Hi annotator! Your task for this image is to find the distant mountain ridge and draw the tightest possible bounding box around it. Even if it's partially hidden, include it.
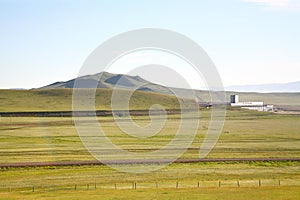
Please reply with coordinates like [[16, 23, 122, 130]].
[[40, 72, 212, 102], [41, 72, 172, 93], [226, 81, 300, 93]]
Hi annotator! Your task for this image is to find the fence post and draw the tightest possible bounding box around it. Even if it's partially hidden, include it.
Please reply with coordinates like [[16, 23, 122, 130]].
[[259, 180, 261, 187], [32, 186, 35, 192], [176, 181, 178, 189], [197, 181, 200, 188], [94, 182, 96, 190], [135, 182, 137, 189], [74, 184, 77, 190], [219, 181, 221, 188], [87, 184, 89, 190], [237, 180, 240, 187], [278, 180, 281, 186]]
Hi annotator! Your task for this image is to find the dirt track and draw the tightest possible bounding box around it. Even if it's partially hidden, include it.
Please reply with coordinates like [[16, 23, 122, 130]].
[[1, 158, 299, 168], [0, 109, 185, 117]]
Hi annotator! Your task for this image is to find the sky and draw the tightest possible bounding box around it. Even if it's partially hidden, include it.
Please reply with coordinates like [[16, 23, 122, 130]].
[[0, 0, 300, 89]]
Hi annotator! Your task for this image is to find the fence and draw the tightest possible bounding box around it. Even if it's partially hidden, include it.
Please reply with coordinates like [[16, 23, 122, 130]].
[[0, 178, 299, 193]]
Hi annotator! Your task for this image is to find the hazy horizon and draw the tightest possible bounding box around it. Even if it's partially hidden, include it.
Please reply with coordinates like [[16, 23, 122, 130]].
[[3, 71, 300, 93]]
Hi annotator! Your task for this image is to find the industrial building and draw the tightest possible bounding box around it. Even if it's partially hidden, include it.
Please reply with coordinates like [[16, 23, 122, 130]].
[[230, 95, 274, 112]]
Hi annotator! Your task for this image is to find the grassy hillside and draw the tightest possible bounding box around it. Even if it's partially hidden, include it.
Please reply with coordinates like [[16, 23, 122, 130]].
[[0, 89, 299, 112], [0, 89, 184, 112]]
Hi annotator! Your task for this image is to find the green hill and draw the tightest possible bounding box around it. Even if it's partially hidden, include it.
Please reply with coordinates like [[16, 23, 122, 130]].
[[0, 88, 185, 112], [41, 72, 173, 95]]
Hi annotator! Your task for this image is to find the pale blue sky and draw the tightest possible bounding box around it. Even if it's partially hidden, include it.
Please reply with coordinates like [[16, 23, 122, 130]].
[[0, 0, 299, 89]]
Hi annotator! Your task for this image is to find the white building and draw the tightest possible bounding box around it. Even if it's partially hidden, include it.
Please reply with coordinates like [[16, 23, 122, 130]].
[[230, 95, 274, 112]]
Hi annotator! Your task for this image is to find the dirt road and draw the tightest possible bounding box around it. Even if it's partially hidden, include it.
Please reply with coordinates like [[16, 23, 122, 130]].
[[1, 157, 299, 168]]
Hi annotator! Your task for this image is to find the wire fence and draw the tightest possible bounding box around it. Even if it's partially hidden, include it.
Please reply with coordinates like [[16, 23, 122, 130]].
[[0, 178, 299, 193]]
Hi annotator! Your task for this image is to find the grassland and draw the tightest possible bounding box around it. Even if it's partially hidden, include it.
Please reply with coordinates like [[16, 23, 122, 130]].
[[0, 109, 299, 163], [1, 161, 300, 188], [1, 89, 300, 112], [0, 109, 299, 199], [1, 186, 299, 200], [0, 162, 300, 199], [0, 89, 299, 199], [0, 89, 182, 112]]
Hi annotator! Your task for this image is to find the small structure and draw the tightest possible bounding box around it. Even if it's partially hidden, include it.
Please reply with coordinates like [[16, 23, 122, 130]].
[[230, 95, 239, 103], [230, 95, 274, 112]]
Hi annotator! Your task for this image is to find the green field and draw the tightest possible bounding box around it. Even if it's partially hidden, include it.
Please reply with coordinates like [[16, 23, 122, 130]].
[[0, 109, 300, 199], [0, 109, 299, 163], [1, 186, 299, 200], [0, 89, 300, 199], [1, 89, 300, 112], [0, 162, 300, 199], [0, 89, 183, 112]]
